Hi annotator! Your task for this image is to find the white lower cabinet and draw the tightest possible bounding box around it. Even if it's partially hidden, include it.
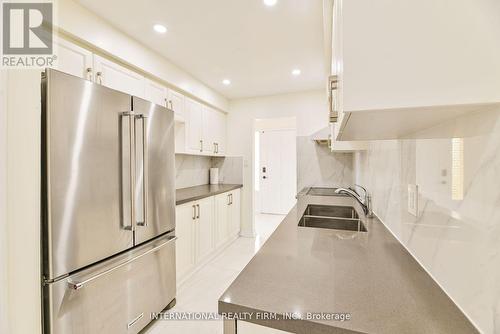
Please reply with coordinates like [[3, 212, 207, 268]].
[[195, 197, 215, 262], [176, 189, 241, 284], [215, 192, 230, 248], [215, 189, 241, 247], [228, 189, 241, 236], [175, 202, 196, 281]]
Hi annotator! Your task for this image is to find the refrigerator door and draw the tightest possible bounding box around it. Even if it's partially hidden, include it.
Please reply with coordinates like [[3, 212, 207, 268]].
[[44, 233, 176, 334], [132, 97, 175, 245], [42, 69, 134, 280]]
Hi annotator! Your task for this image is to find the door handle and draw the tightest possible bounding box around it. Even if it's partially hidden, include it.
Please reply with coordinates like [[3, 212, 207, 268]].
[[86, 67, 93, 81], [96, 71, 103, 84], [67, 236, 177, 290], [136, 114, 148, 227], [121, 112, 135, 231]]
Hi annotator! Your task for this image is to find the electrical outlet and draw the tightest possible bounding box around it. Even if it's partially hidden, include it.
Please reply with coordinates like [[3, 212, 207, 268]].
[[408, 184, 418, 217]]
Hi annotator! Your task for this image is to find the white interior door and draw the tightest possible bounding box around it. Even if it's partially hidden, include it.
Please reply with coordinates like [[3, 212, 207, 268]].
[[259, 129, 297, 214]]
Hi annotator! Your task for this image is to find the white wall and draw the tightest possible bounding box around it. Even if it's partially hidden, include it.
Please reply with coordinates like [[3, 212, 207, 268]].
[[353, 107, 500, 333], [3, 70, 42, 334], [57, 0, 229, 112], [0, 70, 9, 334], [227, 90, 328, 236]]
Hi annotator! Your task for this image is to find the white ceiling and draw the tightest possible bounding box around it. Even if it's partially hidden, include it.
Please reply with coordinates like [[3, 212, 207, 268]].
[[77, 0, 325, 99]]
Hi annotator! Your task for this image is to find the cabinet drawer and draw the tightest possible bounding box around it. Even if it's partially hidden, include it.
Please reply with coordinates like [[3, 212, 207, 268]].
[[44, 234, 176, 334]]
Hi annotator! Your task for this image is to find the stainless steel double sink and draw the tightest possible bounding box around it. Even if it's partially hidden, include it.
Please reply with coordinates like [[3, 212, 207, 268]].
[[298, 204, 367, 232]]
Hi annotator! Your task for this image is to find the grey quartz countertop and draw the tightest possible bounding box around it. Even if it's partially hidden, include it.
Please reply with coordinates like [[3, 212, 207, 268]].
[[176, 184, 242, 205], [218, 192, 478, 334]]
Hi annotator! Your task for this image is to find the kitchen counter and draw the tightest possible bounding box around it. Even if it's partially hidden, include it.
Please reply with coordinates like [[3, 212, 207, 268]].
[[218, 189, 478, 334], [176, 184, 243, 205]]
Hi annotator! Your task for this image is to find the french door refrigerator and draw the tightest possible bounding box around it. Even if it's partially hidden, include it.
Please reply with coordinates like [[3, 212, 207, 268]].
[[41, 69, 176, 334]]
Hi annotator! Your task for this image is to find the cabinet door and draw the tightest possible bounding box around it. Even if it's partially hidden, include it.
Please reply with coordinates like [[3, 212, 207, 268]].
[[213, 110, 227, 155], [144, 79, 167, 107], [229, 189, 241, 237], [215, 193, 230, 247], [53, 38, 93, 80], [186, 98, 203, 153], [93, 54, 145, 98], [195, 197, 215, 262], [168, 90, 185, 118], [175, 202, 196, 281], [202, 106, 216, 154]]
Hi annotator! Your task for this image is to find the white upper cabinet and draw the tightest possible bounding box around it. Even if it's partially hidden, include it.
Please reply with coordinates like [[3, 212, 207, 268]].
[[93, 54, 145, 98], [340, 0, 500, 112], [144, 79, 167, 107], [167, 90, 185, 119], [186, 98, 204, 153], [210, 108, 227, 155], [329, 0, 500, 141], [53, 38, 93, 80]]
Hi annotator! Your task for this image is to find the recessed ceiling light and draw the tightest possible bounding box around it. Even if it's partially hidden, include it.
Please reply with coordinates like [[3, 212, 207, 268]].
[[263, 0, 278, 7], [222, 79, 231, 86], [153, 24, 167, 34], [292, 69, 301, 76]]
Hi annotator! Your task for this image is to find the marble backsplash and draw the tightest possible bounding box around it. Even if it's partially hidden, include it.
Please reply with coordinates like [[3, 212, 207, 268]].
[[354, 107, 500, 333], [175, 154, 243, 189], [297, 136, 354, 191]]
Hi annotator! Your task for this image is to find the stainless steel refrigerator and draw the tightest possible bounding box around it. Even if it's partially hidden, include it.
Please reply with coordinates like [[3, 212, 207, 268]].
[[41, 69, 176, 334]]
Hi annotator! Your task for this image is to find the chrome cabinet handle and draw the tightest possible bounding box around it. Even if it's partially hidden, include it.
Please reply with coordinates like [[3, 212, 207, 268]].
[[215, 143, 219, 154], [196, 204, 200, 219], [168, 100, 173, 110], [227, 194, 230, 205], [67, 236, 177, 290], [136, 114, 148, 227], [230, 193, 233, 205], [192, 205, 196, 220], [200, 140, 203, 152], [86, 67, 93, 81], [96, 71, 103, 84]]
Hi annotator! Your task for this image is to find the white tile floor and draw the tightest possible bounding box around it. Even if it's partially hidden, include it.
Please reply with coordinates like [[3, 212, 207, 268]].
[[145, 214, 284, 334]]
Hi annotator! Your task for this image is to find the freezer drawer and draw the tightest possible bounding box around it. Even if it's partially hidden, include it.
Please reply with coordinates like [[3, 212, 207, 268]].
[[43, 234, 176, 334]]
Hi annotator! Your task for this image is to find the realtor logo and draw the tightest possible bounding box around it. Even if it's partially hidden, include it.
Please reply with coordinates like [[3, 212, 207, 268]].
[[2, 2, 56, 67]]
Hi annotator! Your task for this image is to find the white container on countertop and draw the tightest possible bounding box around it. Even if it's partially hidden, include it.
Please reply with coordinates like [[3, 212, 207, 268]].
[[210, 168, 219, 185]]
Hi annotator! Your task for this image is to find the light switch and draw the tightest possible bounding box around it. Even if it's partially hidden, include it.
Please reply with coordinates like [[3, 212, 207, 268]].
[[408, 184, 418, 217]]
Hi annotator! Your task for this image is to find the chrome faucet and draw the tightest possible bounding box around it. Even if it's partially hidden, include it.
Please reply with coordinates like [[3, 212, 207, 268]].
[[335, 185, 373, 217]]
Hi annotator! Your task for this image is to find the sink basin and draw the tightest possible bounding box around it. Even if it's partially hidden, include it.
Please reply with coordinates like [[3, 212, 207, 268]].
[[304, 204, 359, 219], [299, 205, 366, 232], [299, 216, 367, 232]]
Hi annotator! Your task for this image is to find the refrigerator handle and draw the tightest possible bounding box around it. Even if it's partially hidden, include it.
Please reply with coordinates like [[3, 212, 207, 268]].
[[121, 112, 135, 231], [136, 114, 148, 227], [67, 236, 177, 290]]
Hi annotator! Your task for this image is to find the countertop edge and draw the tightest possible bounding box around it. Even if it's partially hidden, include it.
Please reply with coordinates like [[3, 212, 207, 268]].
[[176, 184, 243, 205]]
